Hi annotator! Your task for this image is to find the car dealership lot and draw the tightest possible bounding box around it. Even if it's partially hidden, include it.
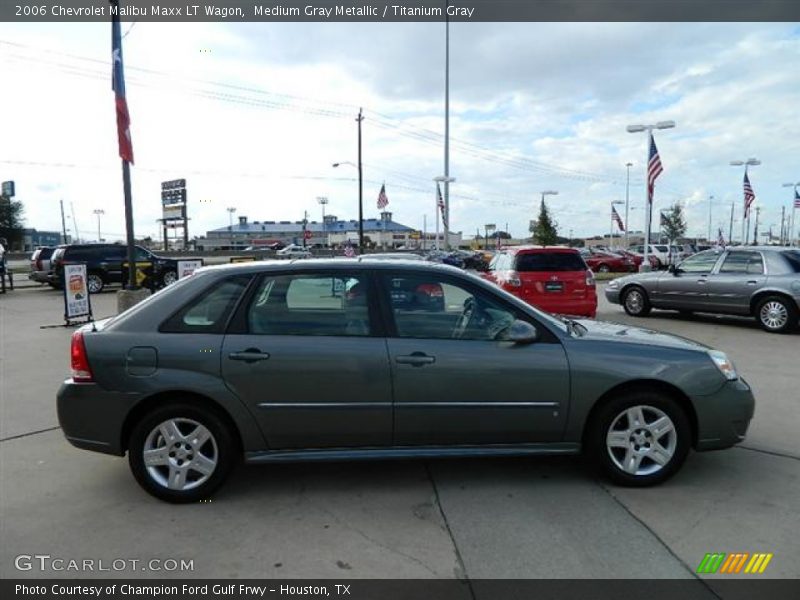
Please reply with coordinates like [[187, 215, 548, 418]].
[[1, 284, 798, 586]]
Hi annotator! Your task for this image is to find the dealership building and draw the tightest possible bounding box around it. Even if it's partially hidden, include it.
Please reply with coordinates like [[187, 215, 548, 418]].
[[196, 213, 462, 250]]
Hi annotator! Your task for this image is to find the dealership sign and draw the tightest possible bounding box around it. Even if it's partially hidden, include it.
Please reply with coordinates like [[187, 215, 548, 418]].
[[178, 259, 204, 279], [62, 264, 93, 322]]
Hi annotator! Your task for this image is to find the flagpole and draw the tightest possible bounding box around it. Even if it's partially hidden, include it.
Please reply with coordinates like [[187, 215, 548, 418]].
[[435, 187, 440, 250], [644, 130, 653, 268]]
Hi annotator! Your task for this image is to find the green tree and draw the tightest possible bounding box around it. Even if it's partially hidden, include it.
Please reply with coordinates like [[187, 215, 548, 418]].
[[0, 197, 25, 249], [530, 198, 559, 245], [661, 203, 687, 243]]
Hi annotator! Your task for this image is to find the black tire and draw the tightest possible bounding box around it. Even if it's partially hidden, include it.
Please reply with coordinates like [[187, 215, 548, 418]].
[[128, 403, 237, 503], [586, 391, 691, 487], [622, 286, 651, 317], [678, 310, 693, 318], [754, 295, 798, 334], [161, 269, 178, 287], [86, 272, 105, 294]]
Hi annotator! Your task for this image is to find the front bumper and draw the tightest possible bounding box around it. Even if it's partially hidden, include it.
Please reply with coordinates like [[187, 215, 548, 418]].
[[693, 378, 755, 451], [57, 380, 143, 456], [604, 286, 622, 304]]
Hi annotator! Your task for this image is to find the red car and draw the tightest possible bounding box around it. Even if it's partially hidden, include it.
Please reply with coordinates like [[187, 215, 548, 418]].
[[616, 249, 660, 270], [484, 246, 597, 318], [579, 248, 635, 273]]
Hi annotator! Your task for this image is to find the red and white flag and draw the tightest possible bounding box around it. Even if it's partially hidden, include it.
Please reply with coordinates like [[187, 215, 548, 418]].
[[377, 184, 389, 209], [612, 205, 625, 232]]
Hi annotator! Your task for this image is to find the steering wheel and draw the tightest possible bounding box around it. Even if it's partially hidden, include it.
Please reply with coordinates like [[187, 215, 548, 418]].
[[452, 297, 477, 338]]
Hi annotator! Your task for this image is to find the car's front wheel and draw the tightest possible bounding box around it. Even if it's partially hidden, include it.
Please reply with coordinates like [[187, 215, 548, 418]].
[[755, 295, 798, 334], [622, 286, 651, 317], [128, 403, 237, 503], [86, 272, 105, 293], [161, 269, 178, 287], [587, 391, 690, 486]]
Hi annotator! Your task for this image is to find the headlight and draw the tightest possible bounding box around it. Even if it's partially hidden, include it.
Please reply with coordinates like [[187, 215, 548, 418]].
[[708, 350, 738, 381], [607, 279, 619, 289]]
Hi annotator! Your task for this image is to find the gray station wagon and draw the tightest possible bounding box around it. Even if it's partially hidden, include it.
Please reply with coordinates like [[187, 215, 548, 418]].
[[605, 247, 800, 333], [58, 259, 755, 502]]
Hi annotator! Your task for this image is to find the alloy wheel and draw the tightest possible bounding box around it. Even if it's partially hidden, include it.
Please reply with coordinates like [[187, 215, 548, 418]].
[[625, 289, 643, 313], [162, 270, 178, 286], [759, 301, 788, 331], [606, 405, 677, 476], [142, 418, 218, 491], [86, 274, 104, 293]]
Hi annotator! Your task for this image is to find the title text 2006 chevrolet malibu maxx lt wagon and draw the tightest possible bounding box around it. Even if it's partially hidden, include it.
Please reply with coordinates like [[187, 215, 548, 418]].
[[57, 259, 755, 503]]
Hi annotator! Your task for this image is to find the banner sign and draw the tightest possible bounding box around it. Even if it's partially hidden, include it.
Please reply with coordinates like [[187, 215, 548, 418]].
[[1, 180, 14, 197], [178, 259, 204, 279], [162, 205, 185, 220], [161, 179, 187, 206], [230, 256, 258, 263], [63, 264, 92, 321]]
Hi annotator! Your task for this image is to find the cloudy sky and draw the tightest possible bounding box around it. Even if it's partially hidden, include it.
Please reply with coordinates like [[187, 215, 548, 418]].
[[1, 21, 799, 244]]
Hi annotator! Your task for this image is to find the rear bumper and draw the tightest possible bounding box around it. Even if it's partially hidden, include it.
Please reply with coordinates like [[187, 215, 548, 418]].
[[57, 380, 142, 456], [28, 270, 50, 283], [693, 378, 755, 451], [532, 297, 597, 318]]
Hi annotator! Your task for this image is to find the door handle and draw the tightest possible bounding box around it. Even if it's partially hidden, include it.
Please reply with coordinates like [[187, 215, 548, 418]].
[[696, 279, 707, 284], [228, 348, 271, 363], [746, 280, 758, 285], [396, 353, 435, 367]]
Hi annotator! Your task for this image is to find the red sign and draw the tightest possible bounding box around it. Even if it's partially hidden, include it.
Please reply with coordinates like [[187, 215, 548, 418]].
[[304, 230, 312, 240]]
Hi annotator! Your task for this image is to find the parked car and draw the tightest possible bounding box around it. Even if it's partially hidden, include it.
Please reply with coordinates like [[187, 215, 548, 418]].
[[629, 244, 671, 267], [361, 253, 425, 261], [484, 246, 597, 318], [605, 247, 800, 333], [49, 243, 183, 293], [58, 258, 755, 502], [615, 248, 660, 270], [578, 248, 635, 273], [276, 244, 312, 258], [28, 246, 56, 285]]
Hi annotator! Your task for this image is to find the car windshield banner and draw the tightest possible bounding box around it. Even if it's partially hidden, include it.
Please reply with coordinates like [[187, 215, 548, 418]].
[[63, 264, 92, 321], [178, 259, 204, 279]]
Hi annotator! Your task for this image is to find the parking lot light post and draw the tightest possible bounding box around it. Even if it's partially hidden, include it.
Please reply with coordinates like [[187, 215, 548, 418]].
[[226, 207, 236, 250], [627, 120, 676, 271], [93, 209, 105, 242], [624, 162, 632, 249], [730, 159, 760, 244]]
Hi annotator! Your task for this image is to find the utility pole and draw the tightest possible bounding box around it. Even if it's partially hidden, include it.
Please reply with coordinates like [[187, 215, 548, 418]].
[[624, 162, 632, 249], [780, 206, 786, 245], [59, 199, 68, 243], [707, 195, 714, 243], [302, 210, 308, 248], [729, 202, 734, 246], [357, 108, 364, 253], [443, 13, 451, 251], [753, 206, 761, 246]]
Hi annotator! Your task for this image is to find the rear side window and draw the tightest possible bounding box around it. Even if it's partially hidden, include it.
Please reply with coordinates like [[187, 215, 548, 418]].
[[720, 252, 763, 275], [160, 276, 250, 333], [514, 252, 586, 272], [39, 247, 54, 259], [781, 251, 800, 273]]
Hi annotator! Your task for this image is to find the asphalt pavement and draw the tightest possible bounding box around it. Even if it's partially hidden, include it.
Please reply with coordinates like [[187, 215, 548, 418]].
[[1, 281, 797, 589]]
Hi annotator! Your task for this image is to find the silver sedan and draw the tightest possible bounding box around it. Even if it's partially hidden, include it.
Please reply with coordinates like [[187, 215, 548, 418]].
[[605, 247, 800, 333]]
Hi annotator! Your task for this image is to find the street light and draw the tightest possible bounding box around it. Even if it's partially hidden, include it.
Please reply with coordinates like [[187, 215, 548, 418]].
[[730, 158, 760, 244], [93, 209, 105, 242], [707, 195, 714, 243], [226, 207, 236, 250], [316, 196, 329, 246], [624, 162, 633, 249], [627, 120, 676, 270], [332, 161, 364, 251], [434, 176, 456, 250]]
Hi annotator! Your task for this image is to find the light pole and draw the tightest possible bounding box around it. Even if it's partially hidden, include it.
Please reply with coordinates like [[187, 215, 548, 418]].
[[624, 162, 632, 249], [730, 158, 760, 244], [627, 120, 676, 271], [610, 200, 624, 248], [782, 182, 799, 247], [434, 175, 456, 250], [707, 195, 714, 243], [226, 207, 236, 250], [93, 209, 105, 242], [317, 196, 328, 247]]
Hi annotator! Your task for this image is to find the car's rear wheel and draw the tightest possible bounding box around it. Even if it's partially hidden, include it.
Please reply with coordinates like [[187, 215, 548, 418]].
[[587, 391, 690, 486], [161, 269, 178, 287], [622, 286, 651, 317], [598, 264, 611, 273], [755, 295, 798, 334], [86, 272, 105, 294], [128, 403, 236, 503]]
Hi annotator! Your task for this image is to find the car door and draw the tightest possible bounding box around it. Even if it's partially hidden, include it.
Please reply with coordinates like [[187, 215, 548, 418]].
[[378, 271, 570, 446], [704, 251, 766, 314], [220, 270, 393, 449], [652, 250, 722, 310]]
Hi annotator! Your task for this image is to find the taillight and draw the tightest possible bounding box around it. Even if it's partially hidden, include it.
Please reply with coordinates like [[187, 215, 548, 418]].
[[505, 271, 521, 287], [70, 331, 94, 383], [586, 270, 596, 287]]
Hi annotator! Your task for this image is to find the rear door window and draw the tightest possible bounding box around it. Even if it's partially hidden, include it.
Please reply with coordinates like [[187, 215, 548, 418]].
[[514, 252, 585, 272], [720, 252, 763, 274], [160, 276, 250, 333]]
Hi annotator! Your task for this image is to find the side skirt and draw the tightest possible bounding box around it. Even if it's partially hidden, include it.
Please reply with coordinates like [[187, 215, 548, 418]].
[[245, 443, 581, 464]]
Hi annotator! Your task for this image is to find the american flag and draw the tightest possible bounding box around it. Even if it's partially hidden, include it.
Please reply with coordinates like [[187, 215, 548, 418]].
[[794, 189, 800, 209], [647, 134, 663, 204], [344, 243, 356, 257], [437, 182, 448, 229], [612, 205, 625, 231], [377, 184, 389, 209], [717, 227, 726, 248], [743, 172, 755, 217], [111, 5, 134, 164]]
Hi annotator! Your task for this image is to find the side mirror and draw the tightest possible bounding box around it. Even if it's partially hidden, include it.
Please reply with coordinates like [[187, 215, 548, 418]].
[[501, 320, 539, 344]]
